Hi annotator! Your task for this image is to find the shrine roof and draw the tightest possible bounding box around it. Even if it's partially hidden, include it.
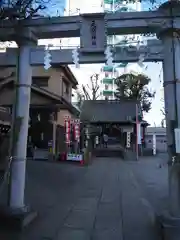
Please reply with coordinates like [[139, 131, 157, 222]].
[[80, 99, 141, 123]]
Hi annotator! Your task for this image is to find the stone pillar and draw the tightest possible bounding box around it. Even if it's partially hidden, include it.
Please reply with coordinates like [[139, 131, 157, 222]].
[[152, 134, 156, 155], [9, 29, 36, 210], [159, 31, 180, 217], [52, 112, 57, 157], [158, 0, 180, 223]]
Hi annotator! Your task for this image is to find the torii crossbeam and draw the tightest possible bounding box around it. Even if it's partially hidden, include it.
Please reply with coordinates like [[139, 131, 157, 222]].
[[0, 39, 163, 66], [1, 8, 180, 39]]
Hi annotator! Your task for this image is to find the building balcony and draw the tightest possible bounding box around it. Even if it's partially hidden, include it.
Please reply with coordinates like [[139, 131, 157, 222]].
[[117, 63, 128, 68], [102, 66, 117, 73], [104, 0, 124, 4], [102, 90, 114, 96], [102, 78, 114, 84]]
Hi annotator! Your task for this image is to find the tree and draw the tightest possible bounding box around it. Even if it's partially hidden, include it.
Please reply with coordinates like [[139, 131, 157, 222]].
[[82, 74, 101, 101], [115, 73, 155, 113], [0, 0, 47, 21], [160, 97, 166, 127], [161, 106, 166, 117], [75, 74, 101, 111], [160, 95, 166, 117], [75, 89, 85, 110]]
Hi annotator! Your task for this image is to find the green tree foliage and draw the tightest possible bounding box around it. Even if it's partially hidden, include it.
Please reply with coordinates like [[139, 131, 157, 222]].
[[115, 73, 155, 113]]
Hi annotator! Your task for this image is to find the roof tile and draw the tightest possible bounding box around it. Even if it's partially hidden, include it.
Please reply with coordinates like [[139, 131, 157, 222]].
[[80, 100, 140, 123]]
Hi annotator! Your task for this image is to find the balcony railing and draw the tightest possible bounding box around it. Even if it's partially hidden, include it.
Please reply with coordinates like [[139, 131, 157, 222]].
[[102, 90, 114, 96], [102, 78, 114, 84]]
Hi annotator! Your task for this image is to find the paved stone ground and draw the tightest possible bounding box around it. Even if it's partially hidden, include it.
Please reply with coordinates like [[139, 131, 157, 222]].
[[0, 157, 165, 240], [127, 153, 169, 214]]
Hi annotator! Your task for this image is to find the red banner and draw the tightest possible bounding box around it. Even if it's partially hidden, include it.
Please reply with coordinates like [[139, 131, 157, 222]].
[[64, 117, 71, 144]]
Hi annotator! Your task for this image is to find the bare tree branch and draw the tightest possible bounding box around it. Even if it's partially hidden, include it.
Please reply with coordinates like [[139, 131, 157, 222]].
[[160, 108, 166, 116], [77, 74, 100, 101], [95, 93, 101, 100], [82, 85, 91, 100]]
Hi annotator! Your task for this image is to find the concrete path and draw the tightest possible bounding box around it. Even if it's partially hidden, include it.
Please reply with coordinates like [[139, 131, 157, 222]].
[[0, 157, 163, 240]]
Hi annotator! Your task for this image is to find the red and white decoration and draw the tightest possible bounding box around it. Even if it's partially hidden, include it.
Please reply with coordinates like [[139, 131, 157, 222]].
[[73, 119, 80, 142], [64, 116, 71, 144], [64, 117, 81, 144], [63, 117, 83, 164]]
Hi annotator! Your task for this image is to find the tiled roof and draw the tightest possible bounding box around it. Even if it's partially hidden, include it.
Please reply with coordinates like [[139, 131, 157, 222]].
[[80, 100, 140, 123], [0, 79, 79, 116]]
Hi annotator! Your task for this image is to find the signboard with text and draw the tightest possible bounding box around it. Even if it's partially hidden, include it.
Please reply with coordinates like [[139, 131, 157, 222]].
[[66, 154, 83, 161]]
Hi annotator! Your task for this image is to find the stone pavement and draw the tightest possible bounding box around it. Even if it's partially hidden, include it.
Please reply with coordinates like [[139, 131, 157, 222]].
[[127, 153, 169, 214], [0, 157, 164, 240]]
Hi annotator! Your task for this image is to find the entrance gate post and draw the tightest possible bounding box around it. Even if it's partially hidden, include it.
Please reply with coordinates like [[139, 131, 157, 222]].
[[9, 29, 36, 210], [157, 1, 180, 232]]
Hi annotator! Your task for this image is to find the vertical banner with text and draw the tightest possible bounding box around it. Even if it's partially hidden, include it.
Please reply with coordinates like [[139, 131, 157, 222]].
[[73, 119, 80, 142], [64, 116, 71, 146]]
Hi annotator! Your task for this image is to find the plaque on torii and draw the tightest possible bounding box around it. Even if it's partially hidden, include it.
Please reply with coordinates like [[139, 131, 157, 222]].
[[80, 13, 106, 52]]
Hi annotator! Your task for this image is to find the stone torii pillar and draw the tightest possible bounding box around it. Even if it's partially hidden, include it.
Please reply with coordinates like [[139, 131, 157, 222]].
[[158, 1, 180, 237], [8, 29, 37, 213]]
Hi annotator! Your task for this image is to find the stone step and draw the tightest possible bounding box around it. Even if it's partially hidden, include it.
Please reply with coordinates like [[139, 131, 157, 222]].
[[33, 149, 49, 161], [93, 149, 125, 158]]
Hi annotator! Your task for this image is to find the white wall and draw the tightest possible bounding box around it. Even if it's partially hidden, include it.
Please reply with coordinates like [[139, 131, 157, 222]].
[[145, 134, 167, 152]]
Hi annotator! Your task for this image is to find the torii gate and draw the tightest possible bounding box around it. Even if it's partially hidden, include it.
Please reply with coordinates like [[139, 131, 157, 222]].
[[1, 0, 180, 233]]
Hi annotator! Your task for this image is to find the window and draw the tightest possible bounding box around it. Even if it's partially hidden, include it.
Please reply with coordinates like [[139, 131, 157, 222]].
[[32, 77, 49, 87], [105, 84, 109, 90], [105, 72, 109, 78], [63, 78, 70, 95]]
